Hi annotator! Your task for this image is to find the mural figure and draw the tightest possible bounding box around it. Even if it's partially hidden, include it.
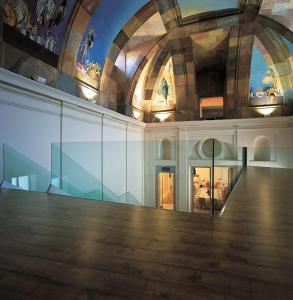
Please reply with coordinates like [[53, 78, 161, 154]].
[[44, 31, 56, 52], [152, 58, 176, 111], [74, 0, 149, 88], [249, 44, 283, 106], [51, 0, 66, 27], [5, 0, 32, 32], [160, 78, 169, 104], [76, 28, 102, 85], [36, 0, 56, 27], [262, 67, 280, 102], [250, 66, 282, 103], [3, 0, 74, 55]]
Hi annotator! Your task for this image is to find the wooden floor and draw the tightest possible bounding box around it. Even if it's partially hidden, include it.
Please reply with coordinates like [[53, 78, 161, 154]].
[[0, 167, 293, 300]]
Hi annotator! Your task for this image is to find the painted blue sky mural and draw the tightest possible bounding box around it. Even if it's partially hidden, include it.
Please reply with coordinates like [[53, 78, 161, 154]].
[[77, 0, 149, 70], [250, 46, 268, 92], [249, 39, 284, 106], [177, 0, 239, 18]]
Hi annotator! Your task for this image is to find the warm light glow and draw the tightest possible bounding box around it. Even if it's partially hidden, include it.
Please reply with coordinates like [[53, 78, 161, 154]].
[[256, 106, 276, 117], [133, 110, 141, 120], [201, 97, 224, 107], [81, 86, 97, 102], [156, 113, 170, 122]]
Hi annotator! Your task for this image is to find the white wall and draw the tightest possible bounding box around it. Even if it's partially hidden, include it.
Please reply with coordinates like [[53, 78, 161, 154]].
[[103, 117, 127, 203], [145, 117, 293, 212], [144, 129, 178, 208], [0, 68, 145, 204], [0, 86, 61, 191], [0, 68, 292, 211], [127, 124, 144, 205], [61, 104, 103, 198]]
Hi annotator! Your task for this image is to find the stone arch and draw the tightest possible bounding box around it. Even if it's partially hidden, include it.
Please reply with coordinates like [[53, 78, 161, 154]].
[[253, 136, 271, 161], [160, 139, 172, 160], [127, 44, 161, 107], [100, 2, 158, 94], [199, 138, 222, 159]]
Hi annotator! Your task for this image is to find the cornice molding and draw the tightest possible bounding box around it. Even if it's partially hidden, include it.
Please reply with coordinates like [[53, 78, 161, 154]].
[[0, 68, 145, 128]]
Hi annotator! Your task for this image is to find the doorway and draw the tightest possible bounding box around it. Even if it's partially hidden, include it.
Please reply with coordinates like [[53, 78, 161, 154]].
[[192, 167, 230, 214], [156, 167, 175, 210]]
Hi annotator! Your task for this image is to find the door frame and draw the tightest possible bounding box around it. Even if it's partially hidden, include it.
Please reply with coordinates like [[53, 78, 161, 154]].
[[191, 166, 212, 214], [155, 166, 176, 211]]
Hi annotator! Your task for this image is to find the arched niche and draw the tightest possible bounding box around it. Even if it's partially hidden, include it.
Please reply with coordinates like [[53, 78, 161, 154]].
[[160, 139, 172, 160], [253, 136, 271, 161], [199, 138, 222, 159]]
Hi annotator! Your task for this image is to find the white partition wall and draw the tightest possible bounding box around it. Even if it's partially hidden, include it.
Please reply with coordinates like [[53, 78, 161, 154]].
[[145, 117, 293, 212], [0, 68, 292, 212], [0, 84, 61, 191], [127, 124, 144, 205], [0, 68, 145, 205], [103, 117, 127, 203], [60, 104, 103, 199]]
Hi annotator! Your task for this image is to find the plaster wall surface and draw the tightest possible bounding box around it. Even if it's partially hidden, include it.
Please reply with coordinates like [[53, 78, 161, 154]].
[[0, 68, 292, 212]]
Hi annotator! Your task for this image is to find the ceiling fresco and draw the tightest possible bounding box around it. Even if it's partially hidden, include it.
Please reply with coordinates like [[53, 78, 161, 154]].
[[249, 37, 286, 106], [75, 0, 150, 78], [115, 12, 166, 77], [177, 0, 240, 19], [151, 57, 176, 112], [3, 0, 77, 57]]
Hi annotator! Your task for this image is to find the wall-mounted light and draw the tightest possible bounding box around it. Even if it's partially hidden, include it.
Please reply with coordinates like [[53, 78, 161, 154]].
[[155, 112, 170, 122], [133, 110, 141, 120], [256, 106, 277, 117], [80, 85, 97, 102], [34, 75, 47, 84]]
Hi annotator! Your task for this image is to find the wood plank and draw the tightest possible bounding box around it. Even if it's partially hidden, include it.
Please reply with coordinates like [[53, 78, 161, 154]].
[[0, 167, 293, 299]]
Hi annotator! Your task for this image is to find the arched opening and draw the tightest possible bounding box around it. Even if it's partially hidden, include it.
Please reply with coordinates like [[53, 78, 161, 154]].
[[254, 136, 271, 161], [160, 139, 172, 160], [200, 138, 222, 159]]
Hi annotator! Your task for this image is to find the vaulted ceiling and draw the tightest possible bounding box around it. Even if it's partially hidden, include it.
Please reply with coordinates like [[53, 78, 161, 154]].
[[48, 0, 291, 119]]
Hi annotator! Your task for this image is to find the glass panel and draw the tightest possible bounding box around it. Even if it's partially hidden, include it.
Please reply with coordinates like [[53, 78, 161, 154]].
[[3, 144, 51, 192], [51, 142, 102, 200], [158, 172, 175, 210], [51, 141, 144, 206]]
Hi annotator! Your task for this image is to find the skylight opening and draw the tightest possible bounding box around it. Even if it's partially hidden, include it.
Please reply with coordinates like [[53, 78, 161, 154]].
[[177, 0, 241, 19]]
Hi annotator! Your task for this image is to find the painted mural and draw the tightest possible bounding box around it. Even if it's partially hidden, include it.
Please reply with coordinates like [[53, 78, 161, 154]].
[[249, 42, 283, 106], [177, 0, 239, 19], [75, 0, 149, 87], [151, 57, 176, 112], [75, 27, 101, 87], [282, 37, 293, 56], [3, 0, 77, 55]]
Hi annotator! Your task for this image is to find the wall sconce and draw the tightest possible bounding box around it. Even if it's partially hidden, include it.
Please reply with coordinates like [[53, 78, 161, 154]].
[[155, 112, 170, 122], [34, 75, 47, 84], [133, 110, 141, 120], [80, 85, 97, 102], [256, 106, 277, 117]]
